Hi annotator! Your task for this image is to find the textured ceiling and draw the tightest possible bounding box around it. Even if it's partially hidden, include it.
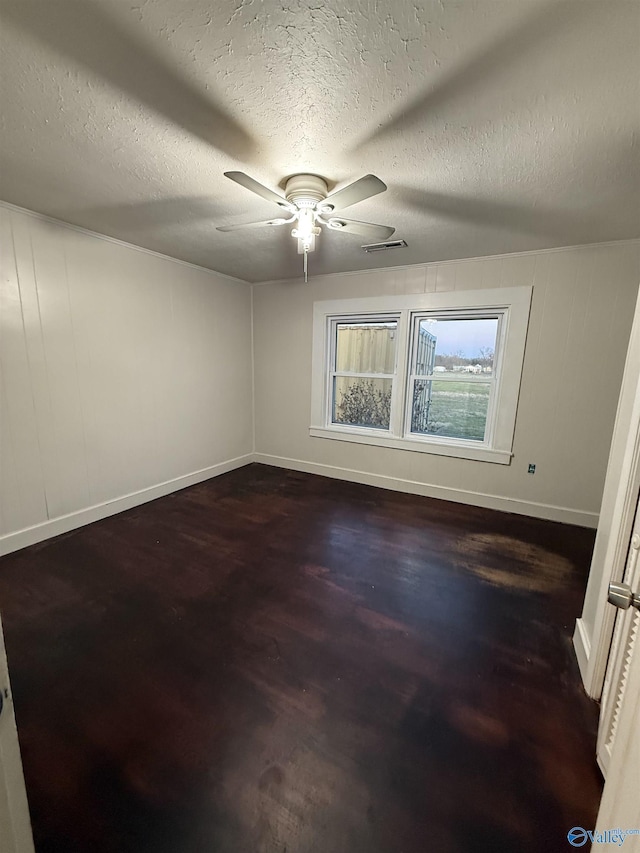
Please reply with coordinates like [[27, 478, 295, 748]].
[[0, 0, 638, 283]]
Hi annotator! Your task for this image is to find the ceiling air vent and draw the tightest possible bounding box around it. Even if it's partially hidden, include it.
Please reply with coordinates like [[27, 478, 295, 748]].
[[362, 239, 408, 253]]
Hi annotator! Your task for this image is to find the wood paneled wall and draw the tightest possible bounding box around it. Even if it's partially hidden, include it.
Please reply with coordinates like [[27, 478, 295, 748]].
[[0, 205, 253, 553]]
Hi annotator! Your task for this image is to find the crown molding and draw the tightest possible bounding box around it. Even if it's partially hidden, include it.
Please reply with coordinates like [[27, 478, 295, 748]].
[[254, 237, 640, 287], [0, 199, 250, 287]]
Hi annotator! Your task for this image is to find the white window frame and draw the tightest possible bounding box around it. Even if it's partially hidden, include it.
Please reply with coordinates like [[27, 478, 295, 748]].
[[310, 286, 532, 465], [327, 314, 401, 433], [404, 309, 505, 449]]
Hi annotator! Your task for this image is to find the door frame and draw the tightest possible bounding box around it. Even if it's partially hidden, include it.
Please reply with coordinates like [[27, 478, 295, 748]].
[[0, 613, 35, 853], [574, 284, 640, 699]]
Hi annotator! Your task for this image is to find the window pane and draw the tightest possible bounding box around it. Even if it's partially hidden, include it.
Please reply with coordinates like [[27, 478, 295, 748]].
[[333, 377, 393, 430], [411, 379, 491, 441], [336, 321, 397, 374], [416, 317, 498, 375]]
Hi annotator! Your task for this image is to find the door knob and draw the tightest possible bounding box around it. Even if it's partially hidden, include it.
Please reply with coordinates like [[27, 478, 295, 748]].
[[608, 581, 640, 610]]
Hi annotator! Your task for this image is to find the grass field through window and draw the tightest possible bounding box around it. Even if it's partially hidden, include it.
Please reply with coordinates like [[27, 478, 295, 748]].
[[413, 380, 491, 441]]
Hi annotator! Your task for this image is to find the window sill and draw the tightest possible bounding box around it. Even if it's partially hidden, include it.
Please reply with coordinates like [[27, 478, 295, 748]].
[[309, 426, 513, 464]]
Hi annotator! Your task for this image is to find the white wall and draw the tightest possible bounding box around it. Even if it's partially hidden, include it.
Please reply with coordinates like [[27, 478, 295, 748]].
[[0, 204, 253, 554], [253, 241, 640, 527], [2, 206, 638, 554]]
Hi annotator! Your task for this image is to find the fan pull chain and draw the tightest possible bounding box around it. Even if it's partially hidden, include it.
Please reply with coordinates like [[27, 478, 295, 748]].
[[303, 247, 308, 283]]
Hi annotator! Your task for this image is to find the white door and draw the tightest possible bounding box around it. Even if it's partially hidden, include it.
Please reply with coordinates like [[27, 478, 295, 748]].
[[0, 614, 35, 853], [595, 587, 640, 848], [597, 500, 640, 776], [592, 495, 640, 849]]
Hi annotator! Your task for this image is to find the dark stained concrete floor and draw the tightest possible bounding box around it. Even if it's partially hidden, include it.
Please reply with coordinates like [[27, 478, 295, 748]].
[[0, 464, 602, 853]]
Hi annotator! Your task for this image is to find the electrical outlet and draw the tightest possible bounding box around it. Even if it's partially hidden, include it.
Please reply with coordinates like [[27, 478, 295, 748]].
[[528, 463, 536, 474]]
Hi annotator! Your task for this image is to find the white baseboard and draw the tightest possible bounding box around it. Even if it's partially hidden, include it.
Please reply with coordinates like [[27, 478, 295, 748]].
[[253, 453, 600, 528], [573, 618, 593, 693], [0, 454, 253, 556], [2, 451, 599, 557]]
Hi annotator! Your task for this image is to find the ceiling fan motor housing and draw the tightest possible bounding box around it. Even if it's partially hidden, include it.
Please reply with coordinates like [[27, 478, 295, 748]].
[[284, 174, 329, 208]]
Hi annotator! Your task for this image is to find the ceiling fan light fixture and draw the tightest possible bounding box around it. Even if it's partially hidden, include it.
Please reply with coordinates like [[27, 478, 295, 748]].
[[296, 235, 317, 254], [219, 171, 393, 282], [291, 208, 318, 244]]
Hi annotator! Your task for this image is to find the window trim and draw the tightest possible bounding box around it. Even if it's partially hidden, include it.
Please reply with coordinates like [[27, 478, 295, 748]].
[[310, 287, 532, 465], [404, 309, 504, 448], [328, 315, 400, 432]]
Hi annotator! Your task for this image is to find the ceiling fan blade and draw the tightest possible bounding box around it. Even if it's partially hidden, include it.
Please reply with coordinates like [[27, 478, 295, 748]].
[[216, 217, 289, 233], [323, 175, 387, 210], [325, 218, 395, 240], [224, 172, 292, 209]]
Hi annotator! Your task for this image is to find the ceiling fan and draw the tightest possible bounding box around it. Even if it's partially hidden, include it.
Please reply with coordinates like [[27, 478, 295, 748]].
[[217, 172, 395, 280]]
